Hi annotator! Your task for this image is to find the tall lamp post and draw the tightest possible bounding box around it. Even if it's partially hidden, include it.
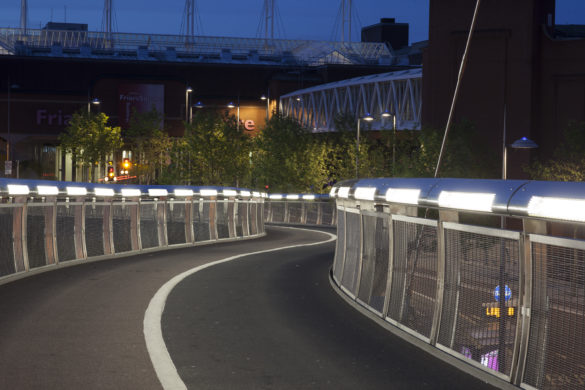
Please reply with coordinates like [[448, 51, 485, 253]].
[[381, 110, 396, 176], [185, 86, 193, 123], [261, 90, 270, 122], [227, 100, 240, 130], [356, 113, 374, 178], [87, 97, 100, 114]]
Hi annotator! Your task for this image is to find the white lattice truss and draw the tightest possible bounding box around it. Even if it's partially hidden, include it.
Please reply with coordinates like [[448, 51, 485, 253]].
[[280, 68, 422, 132]]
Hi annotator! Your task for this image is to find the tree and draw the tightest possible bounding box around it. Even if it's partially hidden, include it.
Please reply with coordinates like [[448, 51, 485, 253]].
[[125, 108, 172, 184], [526, 121, 585, 181], [59, 111, 123, 182], [181, 110, 252, 187]]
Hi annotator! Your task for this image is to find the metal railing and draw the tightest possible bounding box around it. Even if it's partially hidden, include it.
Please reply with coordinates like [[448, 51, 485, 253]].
[[263, 194, 336, 226], [0, 27, 392, 66], [0, 179, 266, 284], [330, 177, 585, 390]]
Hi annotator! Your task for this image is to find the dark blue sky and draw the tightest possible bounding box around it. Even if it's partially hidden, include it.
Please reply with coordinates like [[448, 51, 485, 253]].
[[1, 1, 584, 44]]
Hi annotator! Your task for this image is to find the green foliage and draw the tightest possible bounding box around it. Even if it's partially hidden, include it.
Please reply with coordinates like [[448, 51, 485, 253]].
[[125, 108, 172, 184], [59, 111, 123, 182], [177, 110, 252, 186], [411, 121, 498, 178], [526, 122, 585, 181]]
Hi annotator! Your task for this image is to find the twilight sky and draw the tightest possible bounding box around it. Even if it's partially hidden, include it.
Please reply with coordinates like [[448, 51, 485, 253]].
[[0, 1, 584, 44]]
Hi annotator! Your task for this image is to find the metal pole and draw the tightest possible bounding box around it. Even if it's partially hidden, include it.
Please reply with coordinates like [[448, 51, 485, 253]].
[[356, 118, 360, 178], [7, 78, 10, 162], [392, 114, 396, 176], [185, 90, 189, 122], [502, 104, 507, 181]]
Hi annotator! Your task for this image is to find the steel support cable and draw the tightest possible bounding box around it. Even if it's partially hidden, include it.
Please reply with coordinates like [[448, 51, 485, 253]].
[[434, 0, 482, 178], [402, 0, 482, 331]]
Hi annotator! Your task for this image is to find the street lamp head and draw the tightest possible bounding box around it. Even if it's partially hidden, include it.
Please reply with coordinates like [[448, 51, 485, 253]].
[[227, 102, 235, 108], [260, 94, 267, 101], [194, 101, 204, 108], [91, 98, 100, 105], [510, 137, 538, 149], [363, 113, 374, 121], [186, 86, 193, 93], [381, 110, 391, 118]]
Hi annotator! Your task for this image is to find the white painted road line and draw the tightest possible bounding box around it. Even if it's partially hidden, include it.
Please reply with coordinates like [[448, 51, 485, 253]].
[[143, 228, 336, 390]]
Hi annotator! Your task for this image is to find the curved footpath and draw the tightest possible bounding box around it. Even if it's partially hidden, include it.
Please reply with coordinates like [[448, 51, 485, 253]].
[[0, 226, 497, 389]]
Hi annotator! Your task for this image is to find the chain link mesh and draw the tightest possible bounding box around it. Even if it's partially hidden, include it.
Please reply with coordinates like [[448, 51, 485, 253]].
[[341, 212, 361, 295], [216, 201, 230, 239], [85, 203, 105, 257], [523, 241, 585, 390], [321, 203, 334, 225], [56, 204, 77, 261], [0, 208, 15, 276], [26, 205, 48, 268], [249, 203, 258, 235], [358, 215, 390, 313], [288, 202, 303, 224], [271, 202, 285, 223], [193, 201, 211, 242], [167, 202, 187, 245], [237, 203, 248, 237], [333, 210, 345, 283], [305, 203, 319, 224], [112, 203, 132, 253], [387, 219, 438, 339], [438, 227, 519, 378], [140, 202, 159, 249]]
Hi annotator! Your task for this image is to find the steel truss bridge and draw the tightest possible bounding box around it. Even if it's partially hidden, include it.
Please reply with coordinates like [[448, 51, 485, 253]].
[[280, 68, 422, 132]]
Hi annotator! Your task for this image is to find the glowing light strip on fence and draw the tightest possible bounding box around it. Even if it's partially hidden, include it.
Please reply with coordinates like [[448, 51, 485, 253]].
[[121, 188, 141, 197], [337, 187, 350, 199], [329, 187, 338, 197], [66, 187, 88, 196], [37, 185, 59, 196], [7, 184, 30, 195], [269, 194, 283, 200], [200, 189, 218, 197], [174, 189, 194, 197], [148, 189, 168, 197], [252, 191, 261, 197], [385, 188, 420, 205], [94, 188, 115, 197], [239, 190, 251, 198], [527, 196, 585, 222], [438, 191, 495, 212], [286, 194, 300, 200], [354, 187, 376, 201], [222, 189, 237, 197], [302, 194, 315, 200]]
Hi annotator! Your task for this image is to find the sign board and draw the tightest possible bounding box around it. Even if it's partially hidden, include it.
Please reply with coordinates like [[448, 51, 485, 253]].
[[494, 284, 512, 302]]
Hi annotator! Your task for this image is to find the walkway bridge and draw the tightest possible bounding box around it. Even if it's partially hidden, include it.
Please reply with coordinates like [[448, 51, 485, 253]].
[[1, 177, 585, 390], [280, 68, 422, 132]]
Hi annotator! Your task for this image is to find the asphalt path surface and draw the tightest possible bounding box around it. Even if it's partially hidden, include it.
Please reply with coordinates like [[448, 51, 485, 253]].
[[0, 226, 499, 389]]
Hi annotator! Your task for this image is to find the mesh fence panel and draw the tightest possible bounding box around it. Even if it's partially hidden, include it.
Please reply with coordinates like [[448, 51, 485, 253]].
[[271, 202, 285, 223], [85, 204, 105, 258], [438, 226, 519, 378], [216, 201, 230, 239], [26, 205, 48, 269], [193, 201, 211, 242], [523, 240, 585, 390], [387, 219, 438, 339], [167, 202, 187, 245], [321, 203, 334, 225], [288, 202, 303, 224], [358, 215, 390, 313], [306, 203, 319, 225], [140, 202, 159, 249], [56, 204, 77, 262], [341, 212, 361, 295], [0, 208, 15, 276], [237, 203, 248, 237], [259, 203, 265, 232], [112, 203, 132, 253], [249, 203, 258, 235], [333, 209, 346, 283]]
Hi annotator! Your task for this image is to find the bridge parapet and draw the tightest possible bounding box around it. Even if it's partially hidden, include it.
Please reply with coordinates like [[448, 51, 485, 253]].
[[0, 179, 266, 284], [330, 177, 585, 390]]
